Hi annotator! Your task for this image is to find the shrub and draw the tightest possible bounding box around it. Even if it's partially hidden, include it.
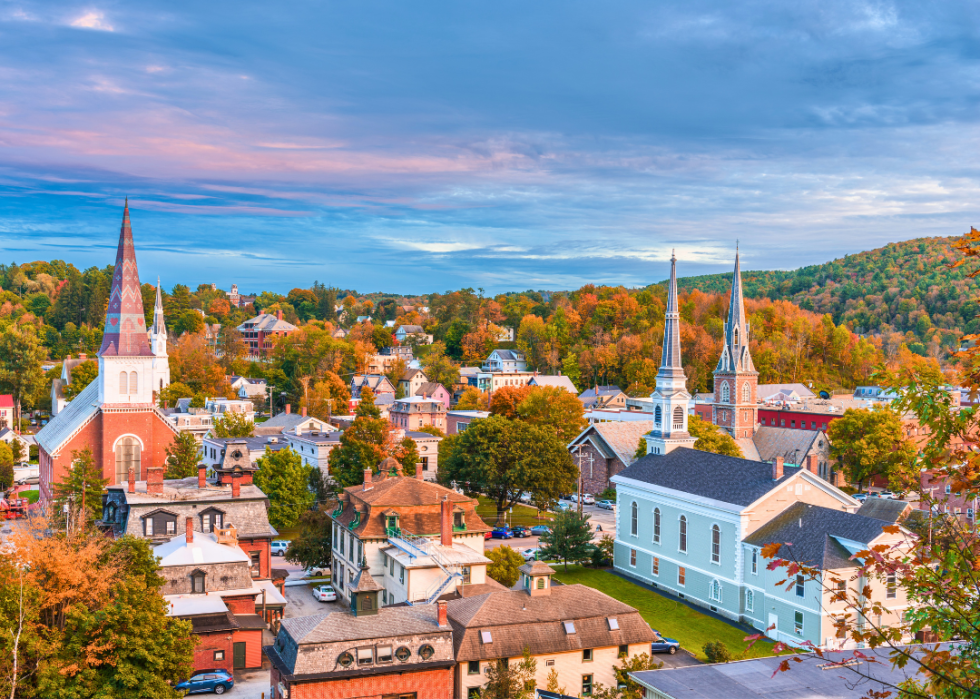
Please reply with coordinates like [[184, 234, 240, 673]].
[[702, 641, 733, 664]]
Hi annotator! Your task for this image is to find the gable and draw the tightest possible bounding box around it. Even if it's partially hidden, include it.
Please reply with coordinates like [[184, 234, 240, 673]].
[[744, 471, 859, 535]]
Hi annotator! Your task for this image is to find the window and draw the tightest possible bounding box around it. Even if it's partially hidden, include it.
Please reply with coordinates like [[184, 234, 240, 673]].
[[673, 406, 683, 430], [618, 644, 628, 657], [751, 549, 758, 575], [742, 382, 750, 403], [629, 549, 636, 567], [468, 661, 480, 675], [836, 579, 846, 595], [537, 577, 545, 589], [711, 525, 721, 564], [678, 516, 687, 552], [795, 575, 805, 598], [607, 618, 619, 630], [202, 514, 211, 532], [191, 571, 205, 594], [357, 541, 363, 564], [213, 650, 224, 661], [721, 382, 730, 403], [114, 436, 142, 485], [145, 517, 154, 536], [480, 630, 493, 644], [399, 564, 405, 584], [886, 574, 897, 599], [709, 579, 722, 603], [119, 371, 128, 394], [678, 567, 685, 586], [794, 611, 804, 636], [377, 646, 393, 663], [463, 566, 472, 584], [250, 551, 261, 577], [130, 371, 138, 395], [582, 675, 593, 696], [745, 589, 754, 612], [166, 520, 176, 535], [563, 621, 576, 634], [630, 502, 637, 536], [582, 649, 592, 662], [653, 508, 661, 544], [652, 557, 659, 576], [945, 484, 952, 495], [654, 405, 662, 426], [468, 690, 481, 699], [357, 648, 374, 665]]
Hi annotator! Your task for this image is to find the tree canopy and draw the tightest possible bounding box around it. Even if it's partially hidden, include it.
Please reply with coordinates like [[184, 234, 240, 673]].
[[254, 448, 315, 529], [826, 407, 916, 492]]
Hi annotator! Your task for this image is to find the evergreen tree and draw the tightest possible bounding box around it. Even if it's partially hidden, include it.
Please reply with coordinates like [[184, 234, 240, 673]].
[[165, 431, 200, 479], [52, 448, 108, 529], [539, 510, 594, 572], [254, 448, 315, 529]]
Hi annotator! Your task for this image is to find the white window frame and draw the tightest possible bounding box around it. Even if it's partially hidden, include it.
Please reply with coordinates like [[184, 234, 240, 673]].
[[710, 524, 721, 564], [745, 589, 754, 613], [653, 508, 661, 544], [630, 501, 638, 537], [678, 515, 687, 553]]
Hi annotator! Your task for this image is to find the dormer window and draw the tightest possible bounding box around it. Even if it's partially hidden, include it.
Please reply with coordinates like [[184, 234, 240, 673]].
[[200, 508, 224, 532], [191, 570, 206, 594], [454, 511, 464, 530]]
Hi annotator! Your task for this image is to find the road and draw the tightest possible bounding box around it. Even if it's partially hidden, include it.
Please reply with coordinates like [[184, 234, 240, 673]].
[[484, 502, 616, 554]]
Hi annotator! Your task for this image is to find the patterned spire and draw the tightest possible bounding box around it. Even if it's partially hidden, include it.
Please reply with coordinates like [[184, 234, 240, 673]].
[[659, 250, 684, 373], [98, 202, 153, 357], [715, 247, 756, 373], [152, 277, 167, 336]]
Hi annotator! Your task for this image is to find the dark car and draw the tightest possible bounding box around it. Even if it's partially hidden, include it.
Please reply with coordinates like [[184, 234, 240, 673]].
[[511, 526, 531, 538], [491, 527, 514, 539], [175, 669, 235, 694], [650, 630, 680, 655], [530, 525, 551, 536]]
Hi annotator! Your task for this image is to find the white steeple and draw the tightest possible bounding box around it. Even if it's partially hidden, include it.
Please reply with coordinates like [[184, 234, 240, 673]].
[[150, 278, 171, 399]]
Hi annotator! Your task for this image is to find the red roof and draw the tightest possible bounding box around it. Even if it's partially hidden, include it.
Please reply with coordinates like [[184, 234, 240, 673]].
[[0, 395, 12, 409]]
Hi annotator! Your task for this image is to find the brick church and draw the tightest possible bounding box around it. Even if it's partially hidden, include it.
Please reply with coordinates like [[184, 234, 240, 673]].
[[38, 203, 177, 503]]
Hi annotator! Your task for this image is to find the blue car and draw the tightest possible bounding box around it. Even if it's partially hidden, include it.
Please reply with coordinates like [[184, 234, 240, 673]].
[[650, 630, 680, 655], [491, 527, 514, 539], [530, 525, 551, 536], [175, 669, 234, 694]]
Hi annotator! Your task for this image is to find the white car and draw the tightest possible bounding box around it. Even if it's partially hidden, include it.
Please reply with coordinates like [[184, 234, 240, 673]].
[[312, 584, 337, 602], [581, 494, 595, 505], [270, 540, 290, 556], [521, 548, 542, 561]]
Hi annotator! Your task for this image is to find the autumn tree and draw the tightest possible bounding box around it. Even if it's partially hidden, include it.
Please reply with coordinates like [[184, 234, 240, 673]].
[[489, 385, 532, 418], [254, 448, 315, 529], [165, 431, 200, 479], [515, 385, 587, 444], [216, 325, 247, 371], [303, 373, 351, 419], [212, 411, 255, 438], [0, 324, 46, 428], [827, 407, 916, 492], [61, 359, 98, 399], [423, 342, 461, 388], [454, 386, 488, 410], [330, 389, 417, 488], [485, 544, 524, 588], [687, 414, 743, 458]]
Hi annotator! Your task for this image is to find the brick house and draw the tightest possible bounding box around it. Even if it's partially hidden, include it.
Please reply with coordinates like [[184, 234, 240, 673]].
[[445, 410, 489, 435], [390, 397, 447, 433], [237, 310, 297, 358], [567, 421, 652, 495], [920, 470, 979, 524]]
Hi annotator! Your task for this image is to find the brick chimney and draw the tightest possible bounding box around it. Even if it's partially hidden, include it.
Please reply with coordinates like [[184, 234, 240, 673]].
[[128, 467, 135, 493], [301, 406, 307, 417], [363, 468, 372, 491], [146, 466, 164, 495], [416, 463, 424, 481], [276, 309, 283, 321], [437, 600, 449, 628], [441, 496, 453, 547], [185, 517, 194, 544], [198, 464, 207, 489], [773, 457, 784, 481], [806, 454, 818, 474], [231, 473, 241, 498], [79, 353, 87, 360], [285, 404, 291, 415]]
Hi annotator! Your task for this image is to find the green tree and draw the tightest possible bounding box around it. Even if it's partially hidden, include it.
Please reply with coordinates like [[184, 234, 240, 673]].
[[591, 534, 614, 568], [515, 385, 587, 444], [52, 448, 107, 529], [9, 437, 24, 465], [212, 411, 254, 438], [422, 342, 460, 389], [561, 353, 581, 389], [687, 414, 743, 458], [61, 360, 98, 400], [254, 448, 315, 529], [482, 647, 537, 699], [330, 389, 416, 488], [164, 431, 200, 479], [285, 507, 333, 571], [614, 653, 663, 699], [539, 510, 593, 572], [0, 443, 13, 490], [826, 407, 916, 492], [439, 415, 577, 524], [485, 544, 524, 587], [174, 309, 205, 336], [0, 324, 46, 429], [158, 381, 194, 409]]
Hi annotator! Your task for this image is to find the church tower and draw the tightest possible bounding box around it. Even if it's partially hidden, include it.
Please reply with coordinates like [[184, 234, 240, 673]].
[[646, 252, 697, 456], [150, 278, 171, 399], [712, 248, 758, 439]]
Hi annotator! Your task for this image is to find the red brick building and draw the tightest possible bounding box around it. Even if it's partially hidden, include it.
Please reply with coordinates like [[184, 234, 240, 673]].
[[236, 309, 297, 357], [567, 421, 652, 494], [37, 203, 177, 503]]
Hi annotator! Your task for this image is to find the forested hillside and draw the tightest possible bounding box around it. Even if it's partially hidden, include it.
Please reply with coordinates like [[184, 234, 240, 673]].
[[675, 236, 980, 357]]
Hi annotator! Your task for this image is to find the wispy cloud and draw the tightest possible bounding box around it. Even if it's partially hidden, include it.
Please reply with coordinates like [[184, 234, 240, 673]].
[[69, 10, 113, 31]]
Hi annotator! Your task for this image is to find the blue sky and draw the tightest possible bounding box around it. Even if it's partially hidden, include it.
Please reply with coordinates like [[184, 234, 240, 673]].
[[1, 1, 979, 294]]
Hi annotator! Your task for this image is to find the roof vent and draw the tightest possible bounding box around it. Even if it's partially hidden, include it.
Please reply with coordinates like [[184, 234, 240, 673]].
[[563, 621, 576, 634], [480, 630, 492, 644]]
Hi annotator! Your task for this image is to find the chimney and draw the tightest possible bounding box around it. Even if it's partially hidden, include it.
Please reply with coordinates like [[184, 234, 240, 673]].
[[806, 454, 818, 474], [285, 404, 291, 415], [416, 463, 424, 481], [198, 464, 207, 489], [363, 468, 372, 491], [79, 353, 87, 360], [128, 467, 135, 493], [773, 457, 784, 481], [441, 496, 453, 547], [185, 517, 194, 544], [147, 466, 164, 495], [276, 309, 283, 321], [231, 473, 241, 498], [437, 600, 449, 628], [302, 406, 307, 417]]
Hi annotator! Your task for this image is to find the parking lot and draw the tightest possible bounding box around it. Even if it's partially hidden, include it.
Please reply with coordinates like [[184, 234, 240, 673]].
[[483, 501, 616, 554]]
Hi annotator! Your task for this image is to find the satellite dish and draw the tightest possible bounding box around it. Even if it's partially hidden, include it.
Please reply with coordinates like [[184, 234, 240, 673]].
[[819, 390, 830, 399]]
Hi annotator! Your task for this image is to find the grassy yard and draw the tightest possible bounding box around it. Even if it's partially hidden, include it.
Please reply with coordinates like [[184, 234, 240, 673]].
[[553, 565, 777, 662], [275, 525, 301, 541], [476, 496, 554, 528]]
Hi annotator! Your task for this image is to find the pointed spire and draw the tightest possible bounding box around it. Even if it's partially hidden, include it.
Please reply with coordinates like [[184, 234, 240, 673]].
[[715, 248, 756, 374], [152, 277, 167, 336], [98, 203, 153, 357], [659, 250, 683, 372]]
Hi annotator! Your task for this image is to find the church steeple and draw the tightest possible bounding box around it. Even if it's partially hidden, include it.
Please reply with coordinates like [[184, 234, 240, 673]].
[[150, 277, 171, 398], [98, 201, 153, 358], [715, 246, 755, 374], [152, 278, 167, 338], [660, 250, 684, 374]]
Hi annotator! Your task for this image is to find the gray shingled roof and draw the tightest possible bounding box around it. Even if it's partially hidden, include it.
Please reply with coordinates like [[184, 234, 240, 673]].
[[856, 499, 911, 523], [752, 426, 822, 465], [744, 502, 888, 569], [282, 605, 443, 644], [615, 447, 799, 507]]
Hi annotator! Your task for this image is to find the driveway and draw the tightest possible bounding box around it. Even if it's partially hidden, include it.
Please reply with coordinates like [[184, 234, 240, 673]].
[[284, 581, 344, 618], [653, 650, 702, 668]]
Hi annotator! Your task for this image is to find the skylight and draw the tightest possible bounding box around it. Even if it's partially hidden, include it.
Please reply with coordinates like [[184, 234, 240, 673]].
[[563, 621, 576, 634], [481, 630, 493, 644], [607, 618, 619, 630]]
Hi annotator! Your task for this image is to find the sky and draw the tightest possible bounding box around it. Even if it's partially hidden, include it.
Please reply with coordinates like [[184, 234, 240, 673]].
[[1, 1, 980, 295]]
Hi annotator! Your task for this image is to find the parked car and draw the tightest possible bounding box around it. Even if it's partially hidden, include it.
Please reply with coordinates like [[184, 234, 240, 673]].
[[554, 501, 572, 512], [491, 527, 514, 539], [312, 584, 337, 602], [650, 630, 680, 655], [511, 526, 531, 538], [522, 547, 542, 561], [484, 531, 493, 540], [303, 566, 328, 577], [175, 669, 235, 695], [853, 493, 869, 503], [596, 499, 615, 510], [581, 494, 595, 505], [530, 525, 551, 536], [519, 492, 534, 503], [270, 540, 290, 556], [560, 493, 573, 501], [878, 490, 896, 500]]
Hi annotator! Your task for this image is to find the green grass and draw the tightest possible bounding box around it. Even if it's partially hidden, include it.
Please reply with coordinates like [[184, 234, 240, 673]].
[[476, 496, 554, 528], [552, 565, 777, 662], [19, 490, 39, 503]]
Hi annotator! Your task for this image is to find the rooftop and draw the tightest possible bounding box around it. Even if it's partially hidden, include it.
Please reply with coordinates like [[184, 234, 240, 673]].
[[752, 426, 823, 464], [154, 531, 250, 567], [110, 475, 268, 504], [281, 604, 446, 645]]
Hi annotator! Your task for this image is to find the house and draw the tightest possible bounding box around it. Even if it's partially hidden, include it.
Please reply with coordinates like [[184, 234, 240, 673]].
[[757, 383, 816, 405], [578, 385, 628, 409], [36, 204, 178, 505], [446, 410, 490, 435], [236, 310, 297, 357], [400, 368, 429, 397], [0, 427, 30, 462], [282, 428, 342, 473], [351, 374, 397, 400], [919, 470, 979, 524], [527, 375, 578, 393], [481, 349, 527, 373], [495, 326, 515, 342], [200, 435, 291, 477], [448, 561, 657, 699], [161, 409, 215, 443], [252, 407, 334, 437], [409, 430, 443, 477], [49, 355, 93, 416], [265, 598, 456, 699], [331, 327, 348, 339], [390, 397, 447, 433], [567, 421, 652, 495], [749, 426, 835, 482], [156, 521, 283, 673], [205, 397, 255, 421], [203, 323, 221, 354], [416, 382, 452, 409], [476, 371, 536, 392], [856, 498, 913, 523], [395, 324, 433, 345], [231, 376, 267, 401], [380, 345, 414, 361], [0, 394, 12, 429]]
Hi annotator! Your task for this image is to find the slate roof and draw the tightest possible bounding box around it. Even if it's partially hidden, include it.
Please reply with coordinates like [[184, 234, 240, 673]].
[[615, 447, 800, 507], [397, 325, 425, 334], [757, 382, 816, 401], [447, 584, 656, 661], [35, 380, 101, 455], [734, 438, 761, 461], [491, 350, 523, 361], [856, 499, 911, 523], [572, 422, 652, 467], [154, 532, 250, 567], [282, 605, 444, 645], [237, 312, 297, 333], [744, 502, 889, 569], [528, 375, 578, 393], [416, 382, 448, 397], [752, 426, 822, 465], [580, 385, 625, 398]]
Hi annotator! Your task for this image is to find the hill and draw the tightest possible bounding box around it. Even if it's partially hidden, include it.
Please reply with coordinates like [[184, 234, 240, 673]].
[[675, 236, 980, 356]]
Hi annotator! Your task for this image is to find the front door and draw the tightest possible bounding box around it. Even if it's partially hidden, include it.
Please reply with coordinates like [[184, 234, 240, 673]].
[[768, 613, 779, 639], [233, 642, 246, 669]]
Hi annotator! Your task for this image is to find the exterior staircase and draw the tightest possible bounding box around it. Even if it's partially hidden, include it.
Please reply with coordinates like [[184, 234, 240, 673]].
[[388, 533, 462, 605]]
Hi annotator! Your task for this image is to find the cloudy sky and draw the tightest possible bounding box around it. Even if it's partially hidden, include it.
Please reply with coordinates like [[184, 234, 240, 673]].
[[1, 1, 978, 294]]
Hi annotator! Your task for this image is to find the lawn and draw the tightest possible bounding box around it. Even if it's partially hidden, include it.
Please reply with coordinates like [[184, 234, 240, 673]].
[[476, 496, 554, 528], [20, 490, 40, 503], [553, 565, 777, 662]]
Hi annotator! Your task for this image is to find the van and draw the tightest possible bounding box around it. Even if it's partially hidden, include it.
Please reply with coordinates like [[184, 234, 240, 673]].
[[270, 540, 290, 557]]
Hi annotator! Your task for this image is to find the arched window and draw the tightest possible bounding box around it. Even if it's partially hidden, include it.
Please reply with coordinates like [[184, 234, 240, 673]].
[[653, 508, 661, 544], [114, 436, 141, 484], [654, 405, 662, 426], [733, 326, 739, 347], [745, 588, 754, 612], [709, 579, 722, 603], [129, 371, 138, 395], [742, 382, 750, 403], [672, 406, 684, 430], [678, 516, 687, 552], [720, 381, 730, 403], [630, 502, 638, 537], [119, 371, 128, 395], [711, 524, 721, 563]]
